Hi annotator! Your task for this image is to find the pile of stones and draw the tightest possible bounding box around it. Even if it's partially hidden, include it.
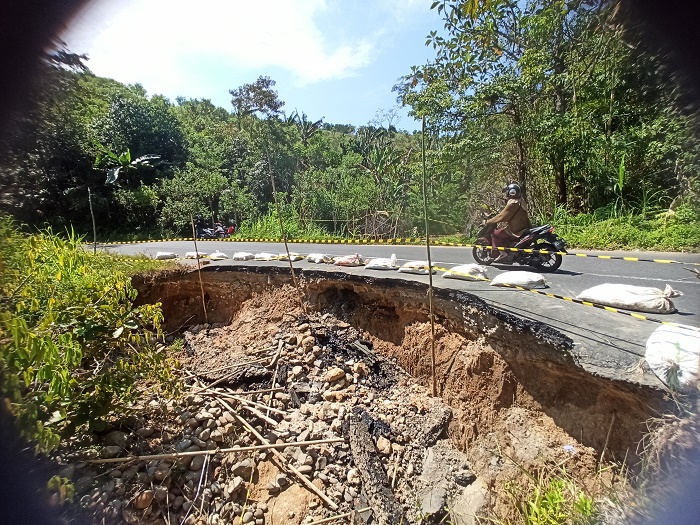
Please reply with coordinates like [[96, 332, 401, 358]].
[[56, 312, 484, 525]]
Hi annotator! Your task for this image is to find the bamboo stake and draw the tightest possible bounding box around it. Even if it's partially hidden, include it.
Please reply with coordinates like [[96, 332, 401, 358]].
[[266, 343, 284, 418], [266, 148, 306, 313], [599, 411, 617, 465], [306, 508, 372, 525], [227, 403, 338, 510], [87, 438, 345, 464], [190, 215, 209, 324], [88, 187, 97, 255], [421, 115, 437, 397]]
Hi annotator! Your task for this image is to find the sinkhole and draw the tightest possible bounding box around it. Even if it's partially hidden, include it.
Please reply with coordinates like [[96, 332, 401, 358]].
[[132, 264, 674, 517]]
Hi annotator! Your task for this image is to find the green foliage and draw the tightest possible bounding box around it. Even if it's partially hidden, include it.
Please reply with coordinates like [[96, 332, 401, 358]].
[[0, 217, 178, 452], [534, 205, 700, 251], [494, 467, 597, 525], [47, 475, 75, 504], [238, 199, 330, 239]]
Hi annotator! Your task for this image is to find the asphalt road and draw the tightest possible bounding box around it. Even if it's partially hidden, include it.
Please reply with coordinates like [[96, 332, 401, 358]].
[[104, 240, 700, 386]]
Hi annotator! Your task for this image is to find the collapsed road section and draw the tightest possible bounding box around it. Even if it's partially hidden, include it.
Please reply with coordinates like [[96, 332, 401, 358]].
[[65, 264, 672, 524]]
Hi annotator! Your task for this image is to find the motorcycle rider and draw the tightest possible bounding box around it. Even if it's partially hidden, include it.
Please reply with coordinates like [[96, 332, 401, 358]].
[[484, 183, 532, 263]]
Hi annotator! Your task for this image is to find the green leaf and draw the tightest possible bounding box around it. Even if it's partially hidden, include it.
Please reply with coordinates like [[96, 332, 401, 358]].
[[124, 319, 138, 330]]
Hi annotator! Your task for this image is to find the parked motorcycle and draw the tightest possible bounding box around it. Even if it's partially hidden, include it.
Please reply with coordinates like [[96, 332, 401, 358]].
[[472, 220, 567, 272], [195, 219, 229, 239]]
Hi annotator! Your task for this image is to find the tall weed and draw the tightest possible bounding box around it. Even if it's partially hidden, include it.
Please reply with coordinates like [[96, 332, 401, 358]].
[[0, 217, 178, 452]]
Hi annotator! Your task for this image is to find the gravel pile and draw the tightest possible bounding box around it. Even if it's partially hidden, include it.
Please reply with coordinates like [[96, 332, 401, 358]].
[[56, 312, 484, 525]]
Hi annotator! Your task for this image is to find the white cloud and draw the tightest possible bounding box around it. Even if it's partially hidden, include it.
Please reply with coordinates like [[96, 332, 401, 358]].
[[62, 0, 379, 97]]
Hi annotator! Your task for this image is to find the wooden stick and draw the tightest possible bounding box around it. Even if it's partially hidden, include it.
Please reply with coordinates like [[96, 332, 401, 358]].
[[230, 386, 285, 396], [86, 438, 345, 464], [228, 405, 338, 510], [391, 455, 399, 489], [306, 508, 372, 525], [189, 370, 239, 394], [240, 404, 279, 426], [198, 389, 286, 415], [190, 215, 208, 324]]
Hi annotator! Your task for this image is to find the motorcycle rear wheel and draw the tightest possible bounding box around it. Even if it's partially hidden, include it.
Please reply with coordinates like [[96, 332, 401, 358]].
[[531, 242, 562, 272], [472, 245, 496, 265]]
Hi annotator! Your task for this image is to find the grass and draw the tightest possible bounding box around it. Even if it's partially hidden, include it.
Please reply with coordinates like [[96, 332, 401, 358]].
[[0, 216, 179, 452]]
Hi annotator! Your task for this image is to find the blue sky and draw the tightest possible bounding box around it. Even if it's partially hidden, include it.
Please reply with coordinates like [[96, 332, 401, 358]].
[[62, 0, 445, 131]]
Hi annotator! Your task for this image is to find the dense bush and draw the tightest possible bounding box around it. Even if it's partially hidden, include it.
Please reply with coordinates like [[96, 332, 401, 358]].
[[0, 217, 178, 452]]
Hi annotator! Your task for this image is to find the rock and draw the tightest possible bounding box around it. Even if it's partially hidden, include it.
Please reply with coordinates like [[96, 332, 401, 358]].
[[376, 436, 392, 455], [346, 468, 360, 485], [104, 430, 129, 448], [121, 466, 138, 481], [242, 511, 254, 523], [420, 484, 448, 516], [172, 495, 185, 510], [57, 464, 75, 479], [133, 490, 153, 509], [324, 367, 345, 383], [153, 462, 172, 481], [291, 365, 304, 378], [232, 459, 255, 479], [153, 485, 168, 501], [265, 482, 279, 493], [225, 476, 245, 498], [254, 508, 264, 518], [199, 428, 212, 441], [275, 473, 289, 487], [176, 439, 193, 452], [135, 427, 154, 438], [190, 455, 205, 471], [297, 465, 313, 475], [210, 429, 224, 442], [353, 362, 370, 377], [100, 446, 122, 459]]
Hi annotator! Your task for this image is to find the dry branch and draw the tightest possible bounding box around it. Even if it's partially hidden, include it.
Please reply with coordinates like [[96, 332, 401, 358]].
[[225, 402, 339, 510], [86, 438, 345, 464]]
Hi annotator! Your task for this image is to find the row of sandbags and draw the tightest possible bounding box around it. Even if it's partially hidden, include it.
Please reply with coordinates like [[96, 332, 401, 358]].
[[156, 251, 683, 314]]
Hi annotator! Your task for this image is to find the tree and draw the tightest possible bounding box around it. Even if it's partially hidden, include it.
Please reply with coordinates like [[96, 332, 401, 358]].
[[229, 76, 285, 131]]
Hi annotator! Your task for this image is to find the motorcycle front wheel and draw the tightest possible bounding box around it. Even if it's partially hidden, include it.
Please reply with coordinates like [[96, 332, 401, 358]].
[[472, 245, 496, 265], [532, 242, 562, 272]]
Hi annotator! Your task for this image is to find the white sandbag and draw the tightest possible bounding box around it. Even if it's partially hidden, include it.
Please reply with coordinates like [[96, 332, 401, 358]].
[[278, 252, 303, 261], [232, 252, 254, 261], [645, 324, 700, 392], [154, 251, 178, 260], [576, 283, 682, 314], [334, 254, 365, 266], [490, 271, 547, 288], [398, 260, 436, 275], [184, 251, 207, 259], [209, 251, 229, 260], [254, 252, 278, 261], [307, 253, 333, 264], [442, 263, 489, 281], [365, 254, 397, 270]]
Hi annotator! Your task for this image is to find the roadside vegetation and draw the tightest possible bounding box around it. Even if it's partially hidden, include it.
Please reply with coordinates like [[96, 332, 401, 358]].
[[0, 217, 179, 452]]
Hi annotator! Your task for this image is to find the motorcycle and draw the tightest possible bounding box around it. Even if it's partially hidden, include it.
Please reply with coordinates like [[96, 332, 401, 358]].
[[195, 221, 229, 239], [472, 219, 567, 272]]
